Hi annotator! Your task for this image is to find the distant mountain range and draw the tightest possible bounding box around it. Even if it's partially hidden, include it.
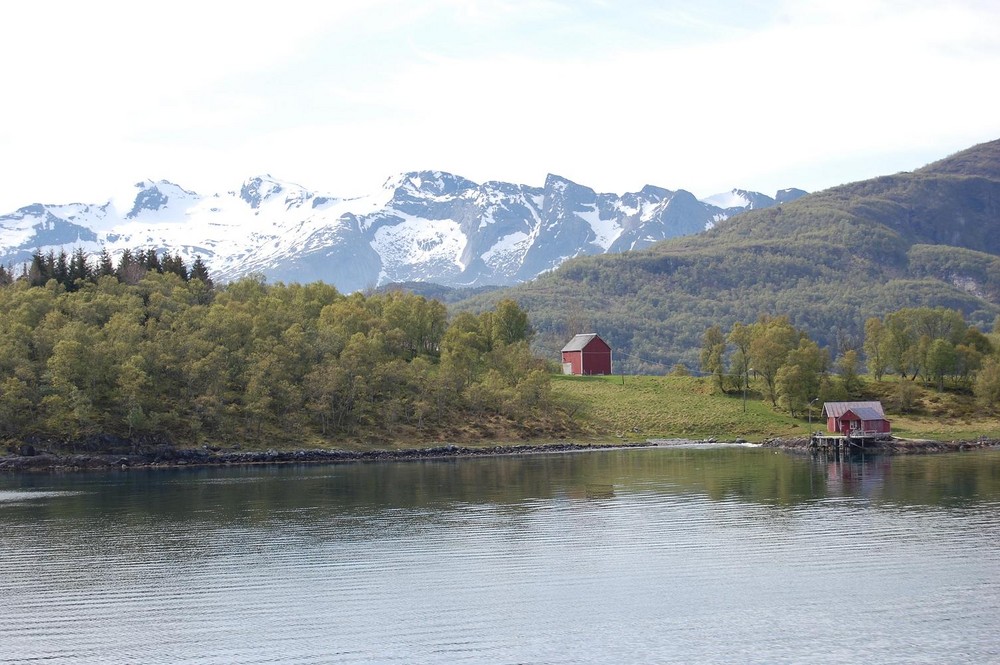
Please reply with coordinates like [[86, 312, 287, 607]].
[[460, 138, 1000, 370], [0, 173, 805, 291]]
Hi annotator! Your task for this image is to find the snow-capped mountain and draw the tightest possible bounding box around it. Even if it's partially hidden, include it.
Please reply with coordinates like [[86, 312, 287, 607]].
[[702, 187, 807, 215], [0, 173, 802, 292]]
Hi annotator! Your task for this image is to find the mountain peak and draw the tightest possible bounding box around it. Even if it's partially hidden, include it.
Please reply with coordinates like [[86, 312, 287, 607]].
[[775, 188, 808, 204], [383, 171, 476, 197], [543, 174, 596, 197], [638, 184, 673, 200], [543, 173, 574, 189], [124, 180, 196, 219], [240, 175, 289, 209], [700, 188, 793, 211]]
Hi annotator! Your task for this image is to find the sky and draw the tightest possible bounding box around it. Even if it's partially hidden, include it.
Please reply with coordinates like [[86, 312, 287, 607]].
[[2, 0, 1000, 212]]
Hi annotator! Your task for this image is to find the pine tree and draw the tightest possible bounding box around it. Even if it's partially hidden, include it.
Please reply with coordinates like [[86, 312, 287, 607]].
[[142, 249, 162, 273], [97, 248, 115, 277], [28, 250, 51, 286], [190, 255, 213, 288], [54, 249, 70, 287], [162, 253, 189, 280], [44, 250, 57, 283], [117, 248, 145, 284], [68, 248, 92, 288]]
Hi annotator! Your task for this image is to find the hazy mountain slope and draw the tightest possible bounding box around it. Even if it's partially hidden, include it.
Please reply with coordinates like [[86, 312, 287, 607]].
[[462, 139, 1000, 371]]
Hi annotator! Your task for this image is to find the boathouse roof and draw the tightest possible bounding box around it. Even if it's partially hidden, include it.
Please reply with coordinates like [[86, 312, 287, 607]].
[[822, 401, 887, 419], [846, 407, 885, 421]]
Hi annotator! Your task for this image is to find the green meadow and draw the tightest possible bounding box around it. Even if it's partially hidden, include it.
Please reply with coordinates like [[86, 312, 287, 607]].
[[551, 374, 1000, 443]]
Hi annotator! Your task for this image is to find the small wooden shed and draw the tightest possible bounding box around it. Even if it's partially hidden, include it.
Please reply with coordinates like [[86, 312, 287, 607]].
[[822, 401, 891, 436], [561, 333, 612, 375]]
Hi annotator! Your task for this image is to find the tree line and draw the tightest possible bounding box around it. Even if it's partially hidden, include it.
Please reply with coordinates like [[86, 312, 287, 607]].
[[9, 247, 213, 291], [0, 265, 564, 451], [701, 307, 1000, 415]]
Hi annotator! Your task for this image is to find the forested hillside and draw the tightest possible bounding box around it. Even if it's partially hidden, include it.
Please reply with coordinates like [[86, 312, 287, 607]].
[[468, 139, 1000, 371], [0, 269, 571, 451]]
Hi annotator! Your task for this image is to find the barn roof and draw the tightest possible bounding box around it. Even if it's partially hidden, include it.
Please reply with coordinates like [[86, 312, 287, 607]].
[[822, 401, 886, 419], [562, 333, 604, 352]]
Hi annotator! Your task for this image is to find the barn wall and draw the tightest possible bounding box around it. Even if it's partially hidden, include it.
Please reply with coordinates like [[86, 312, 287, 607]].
[[561, 351, 583, 375], [581, 339, 612, 375], [581, 350, 612, 375]]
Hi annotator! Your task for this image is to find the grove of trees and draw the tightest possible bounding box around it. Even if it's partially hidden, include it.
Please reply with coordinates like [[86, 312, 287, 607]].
[[0, 256, 566, 451], [701, 306, 1000, 415]]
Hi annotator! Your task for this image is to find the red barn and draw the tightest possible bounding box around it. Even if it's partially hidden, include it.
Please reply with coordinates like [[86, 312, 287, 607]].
[[561, 333, 612, 375], [822, 401, 891, 436]]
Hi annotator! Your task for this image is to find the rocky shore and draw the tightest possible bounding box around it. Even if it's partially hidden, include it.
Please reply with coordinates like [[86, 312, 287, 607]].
[[762, 436, 1000, 454], [4, 435, 997, 472], [0, 441, 649, 473]]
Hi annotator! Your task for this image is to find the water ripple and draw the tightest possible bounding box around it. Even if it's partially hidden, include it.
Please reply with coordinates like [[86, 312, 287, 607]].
[[2, 449, 1000, 664]]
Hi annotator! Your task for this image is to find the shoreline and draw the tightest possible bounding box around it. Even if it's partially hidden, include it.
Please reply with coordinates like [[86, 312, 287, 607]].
[[761, 436, 1000, 454], [0, 441, 650, 473], [3, 436, 998, 473]]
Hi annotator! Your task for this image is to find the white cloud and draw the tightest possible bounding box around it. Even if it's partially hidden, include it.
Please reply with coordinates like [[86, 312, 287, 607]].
[[1, 0, 998, 210]]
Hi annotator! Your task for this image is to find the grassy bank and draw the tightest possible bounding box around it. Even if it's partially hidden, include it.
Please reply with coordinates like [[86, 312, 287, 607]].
[[551, 374, 1000, 442]]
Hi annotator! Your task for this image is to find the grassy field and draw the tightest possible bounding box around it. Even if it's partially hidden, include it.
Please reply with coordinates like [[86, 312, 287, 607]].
[[551, 374, 1000, 442]]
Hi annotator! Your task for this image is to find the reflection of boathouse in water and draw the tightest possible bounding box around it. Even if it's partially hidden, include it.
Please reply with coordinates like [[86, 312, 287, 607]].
[[826, 454, 892, 499]]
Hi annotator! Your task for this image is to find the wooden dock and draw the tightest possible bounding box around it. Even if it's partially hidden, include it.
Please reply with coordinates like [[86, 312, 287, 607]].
[[810, 431, 889, 451]]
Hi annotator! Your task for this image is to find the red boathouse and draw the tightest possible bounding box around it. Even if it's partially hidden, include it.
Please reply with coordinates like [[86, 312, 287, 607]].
[[822, 401, 891, 436], [561, 333, 613, 375]]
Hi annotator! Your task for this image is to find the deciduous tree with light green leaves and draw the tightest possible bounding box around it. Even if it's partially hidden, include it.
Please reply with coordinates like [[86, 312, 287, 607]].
[[699, 325, 726, 392], [0, 270, 568, 450], [749, 315, 800, 406], [974, 356, 1000, 409], [863, 317, 889, 381]]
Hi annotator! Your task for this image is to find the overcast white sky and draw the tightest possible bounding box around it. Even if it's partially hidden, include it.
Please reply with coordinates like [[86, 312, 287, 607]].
[[2, 0, 999, 212]]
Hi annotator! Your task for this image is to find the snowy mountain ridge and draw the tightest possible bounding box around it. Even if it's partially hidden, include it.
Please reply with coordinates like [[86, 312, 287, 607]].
[[0, 173, 805, 292]]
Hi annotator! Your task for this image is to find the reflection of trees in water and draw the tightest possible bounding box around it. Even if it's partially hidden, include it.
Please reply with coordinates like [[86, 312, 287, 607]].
[[821, 450, 1000, 507], [4, 450, 999, 549]]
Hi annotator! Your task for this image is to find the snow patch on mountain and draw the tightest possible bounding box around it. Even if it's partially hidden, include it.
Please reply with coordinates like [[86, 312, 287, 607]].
[[578, 204, 620, 250], [702, 190, 752, 209], [0, 172, 804, 291], [371, 215, 466, 277]]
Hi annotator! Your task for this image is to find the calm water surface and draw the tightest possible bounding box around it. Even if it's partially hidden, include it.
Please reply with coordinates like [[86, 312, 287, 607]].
[[1, 446, 999, 664]]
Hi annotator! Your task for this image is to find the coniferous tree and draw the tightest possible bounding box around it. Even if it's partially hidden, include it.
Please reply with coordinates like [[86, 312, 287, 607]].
[[190, 255, 213, 288], [162, 253, 189, 280], [116, 249, 134, 278], [44, 250, 57, 283], [141, 249, 162, 273], [54, 249, 70, 287], [68, 248, 92, 288], [28, 250, 48, 286], [96, 248, 115, 277], [117, 248, 146, 285]]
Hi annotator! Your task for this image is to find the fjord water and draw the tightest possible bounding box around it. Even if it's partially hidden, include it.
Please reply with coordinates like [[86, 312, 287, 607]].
[[2, 447, 999, 664]]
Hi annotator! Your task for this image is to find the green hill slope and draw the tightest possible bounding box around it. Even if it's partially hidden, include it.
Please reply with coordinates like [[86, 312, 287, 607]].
[[462, 139, 1000, 371]]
